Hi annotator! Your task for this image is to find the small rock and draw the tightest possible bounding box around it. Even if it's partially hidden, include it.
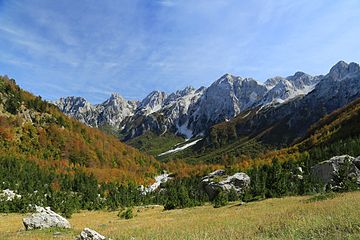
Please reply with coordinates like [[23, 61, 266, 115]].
[[77, 228, 110, 240]]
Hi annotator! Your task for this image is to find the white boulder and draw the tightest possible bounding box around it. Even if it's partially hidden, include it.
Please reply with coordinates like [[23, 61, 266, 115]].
[[77, 228, 110, 240], [202, 170, 250, 200], [23, 206, 71, 230]]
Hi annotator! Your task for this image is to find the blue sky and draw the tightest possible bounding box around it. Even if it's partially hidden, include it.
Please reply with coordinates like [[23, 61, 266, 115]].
[[1, 0, 360, 103]]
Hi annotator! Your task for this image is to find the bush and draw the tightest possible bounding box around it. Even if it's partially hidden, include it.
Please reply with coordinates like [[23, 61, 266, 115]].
[[332, 157, 359, 192], [164, 201, 177, 210], [119, 207, 134, 219], [213, 191, 228, 208], [305, 192, 337, 203], [228, 188, 239, 202]]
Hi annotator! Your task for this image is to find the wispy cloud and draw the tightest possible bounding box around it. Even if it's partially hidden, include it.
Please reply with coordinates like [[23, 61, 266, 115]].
[[0, 0, 359, 103], [156, 0, 176, 7]]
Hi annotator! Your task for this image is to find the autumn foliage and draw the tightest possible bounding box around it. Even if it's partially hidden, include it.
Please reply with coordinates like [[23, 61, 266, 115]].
[[0, 76, 159, 184]]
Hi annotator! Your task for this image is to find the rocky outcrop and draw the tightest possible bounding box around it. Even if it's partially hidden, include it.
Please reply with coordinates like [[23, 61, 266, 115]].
[[201, 170, 250, 200], [140, 172, 172, 195], [23, 206, 71, 230], [76, 228, 110, 240], [311, 155, 360, 187], [0, 189, 21, 201]]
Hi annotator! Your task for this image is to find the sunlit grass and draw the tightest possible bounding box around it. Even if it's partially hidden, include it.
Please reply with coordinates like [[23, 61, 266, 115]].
[[1, 192, 360, 239]]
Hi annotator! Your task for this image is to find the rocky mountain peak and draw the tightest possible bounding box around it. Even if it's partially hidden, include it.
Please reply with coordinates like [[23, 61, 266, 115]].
[[55, 96, 93, 113], [175, 86, 196, 97], [137, 90, 167, 115], [109, 92, 124, 100], [215, 74, 238, 85], [328, 61, 360, 80], [264, 77, 284, 89]]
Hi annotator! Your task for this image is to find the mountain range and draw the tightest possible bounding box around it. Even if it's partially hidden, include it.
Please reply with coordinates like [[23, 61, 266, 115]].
[[55, 61, 335, 143]]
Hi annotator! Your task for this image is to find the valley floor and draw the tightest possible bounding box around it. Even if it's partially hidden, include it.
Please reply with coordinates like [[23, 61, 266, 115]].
[[1, 192, 360, 240]]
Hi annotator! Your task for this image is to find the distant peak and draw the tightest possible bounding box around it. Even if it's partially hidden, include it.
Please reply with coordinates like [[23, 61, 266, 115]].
[[146, 90, 166, 98], [110, 92, 122, 98], [264, 76, 284, 88], [221, 73, 232, 78], [293, 71, 306, 77], [215, 73, 237, 85], [174, 86, 196, 97], [328, 60, 359, 79], [331, 60, 348, 71], [63, 96, 88, 102], [108, 92, 126, 102], [183, 85, 195, 92], [220, 73, 235, 80]]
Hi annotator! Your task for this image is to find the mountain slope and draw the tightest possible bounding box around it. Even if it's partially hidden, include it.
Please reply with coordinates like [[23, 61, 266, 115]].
[[203, 61, 360, 148], [297, 97, 360, 150], [156, 61, 360, 164], [0, 76, 159, 183]]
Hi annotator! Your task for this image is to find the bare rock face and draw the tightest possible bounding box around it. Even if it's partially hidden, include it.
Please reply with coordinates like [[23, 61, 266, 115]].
[[201, 170, 250, 200], [311, 155, 360, 187], [23, 206, 71, 230], [76, 228, 109, 240], [140, 171, 172, 195]]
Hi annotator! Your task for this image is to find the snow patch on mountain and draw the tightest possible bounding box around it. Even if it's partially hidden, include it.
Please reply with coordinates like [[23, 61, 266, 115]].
[[158, 138, 202, 156]]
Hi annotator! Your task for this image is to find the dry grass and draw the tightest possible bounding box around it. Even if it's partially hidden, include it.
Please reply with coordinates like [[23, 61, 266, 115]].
[[1, 192, 360, 240]]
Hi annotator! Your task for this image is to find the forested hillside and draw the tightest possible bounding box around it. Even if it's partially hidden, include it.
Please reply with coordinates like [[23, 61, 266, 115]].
[[0, 76, 159, 183], [158, 95, 360, 178]]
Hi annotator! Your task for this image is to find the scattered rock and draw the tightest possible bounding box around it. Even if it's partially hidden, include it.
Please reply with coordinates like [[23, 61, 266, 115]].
[[201, 170, 250, 200], [23, 206, 71, 230], [0, 189, 21, 201], [76, 228, 110, 240], [140, 171, 172, 195], [311, 155, 360, 187]]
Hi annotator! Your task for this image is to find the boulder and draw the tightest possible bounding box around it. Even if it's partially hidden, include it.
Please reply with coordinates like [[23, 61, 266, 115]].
[[23, 206, 71, 230], [311, 155, 360, 187], [202, 170, 250, 200], [76, 228, 109, 240]]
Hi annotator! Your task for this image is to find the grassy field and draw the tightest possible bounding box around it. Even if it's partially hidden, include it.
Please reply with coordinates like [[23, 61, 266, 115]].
[[1, 192, 360, 240]]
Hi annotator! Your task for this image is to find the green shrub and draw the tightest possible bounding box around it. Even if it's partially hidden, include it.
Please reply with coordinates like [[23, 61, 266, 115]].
[[305, 192, 337, 203], [213, 191, 228, 208], [228, 188, 239, 202], [119, 207, 134, 219]]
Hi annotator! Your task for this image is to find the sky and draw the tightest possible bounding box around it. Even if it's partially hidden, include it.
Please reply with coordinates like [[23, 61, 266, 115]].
[[1, 0, 360, 103]]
